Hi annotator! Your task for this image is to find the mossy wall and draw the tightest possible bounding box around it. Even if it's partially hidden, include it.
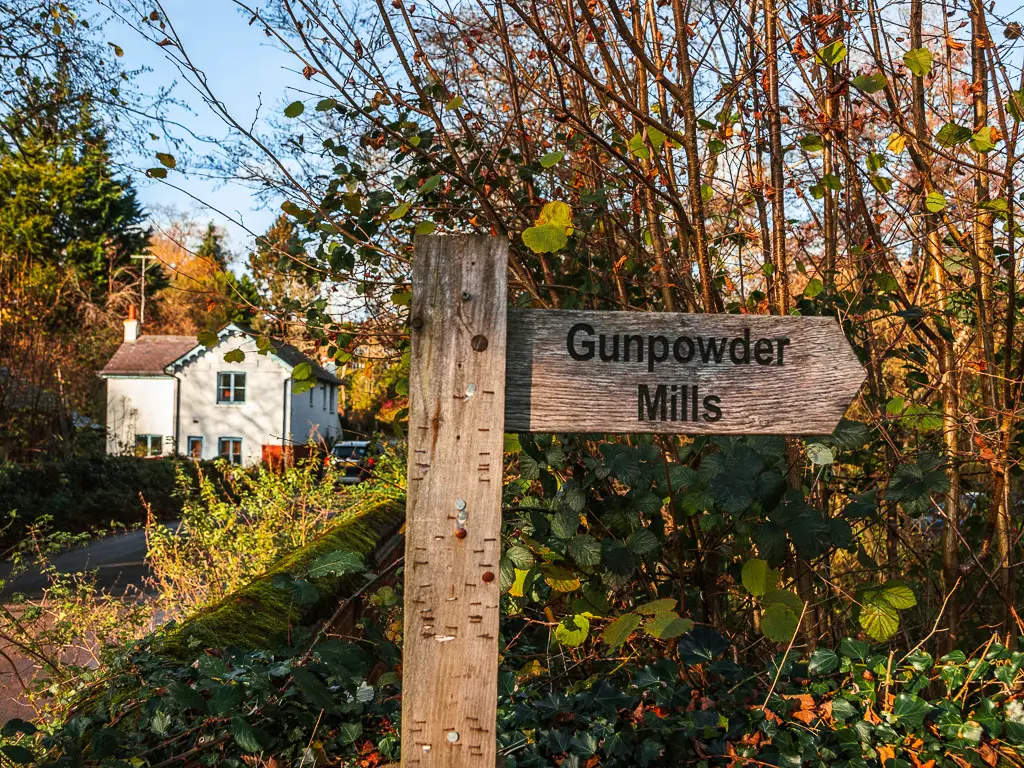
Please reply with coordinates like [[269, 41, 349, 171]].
[[158, 497, 404, 658]]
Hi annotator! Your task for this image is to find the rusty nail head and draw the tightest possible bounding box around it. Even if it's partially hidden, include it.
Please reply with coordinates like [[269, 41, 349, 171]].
[[455, 528, 467, 539], [471, 334, 488, 352], [482, 571, 495, 583]]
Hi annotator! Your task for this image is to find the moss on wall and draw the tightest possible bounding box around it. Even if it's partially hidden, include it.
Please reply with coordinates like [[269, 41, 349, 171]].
[[157, 497, 403, 658]]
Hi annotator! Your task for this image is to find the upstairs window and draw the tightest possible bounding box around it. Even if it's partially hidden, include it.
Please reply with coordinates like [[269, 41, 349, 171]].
[[217, 372, 246, 403], [136, 434, 162, 457], [218, 437, 243, 465]]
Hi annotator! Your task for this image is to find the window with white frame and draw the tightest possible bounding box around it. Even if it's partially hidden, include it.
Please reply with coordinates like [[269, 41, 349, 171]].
[[135, 434, 162, 457], [187, 436, 203, 459], [218, 437, 243, 465], [217, 372, 246, 403]]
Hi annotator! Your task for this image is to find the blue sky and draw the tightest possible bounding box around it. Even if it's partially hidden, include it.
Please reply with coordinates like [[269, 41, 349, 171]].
[[107, 2, 304, 253]]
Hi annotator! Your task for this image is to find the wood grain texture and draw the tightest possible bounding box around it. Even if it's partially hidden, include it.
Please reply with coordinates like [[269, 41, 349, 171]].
[[505, 309, 865, 434], [400, 236, 508, 768]]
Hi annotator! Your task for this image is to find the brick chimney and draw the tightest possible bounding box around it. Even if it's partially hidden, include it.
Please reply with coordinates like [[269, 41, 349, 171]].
[[124, 304, 139, 343]]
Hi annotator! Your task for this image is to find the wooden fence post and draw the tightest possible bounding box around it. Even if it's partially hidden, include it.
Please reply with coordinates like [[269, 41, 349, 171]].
[[400, 235, 508, 768]]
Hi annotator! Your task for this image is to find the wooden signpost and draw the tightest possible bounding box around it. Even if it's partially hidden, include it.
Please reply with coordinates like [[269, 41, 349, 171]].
[[401, 236, 866, 767]]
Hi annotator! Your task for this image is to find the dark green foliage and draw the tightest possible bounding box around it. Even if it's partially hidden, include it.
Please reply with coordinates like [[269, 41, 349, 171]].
[[0, 456, 216, 550]]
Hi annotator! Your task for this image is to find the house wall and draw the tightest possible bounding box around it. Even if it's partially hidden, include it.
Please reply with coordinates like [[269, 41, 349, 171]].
[[105, 376, 177, 456], [176, 334, 290, 466], [289, 379, 340, 448]]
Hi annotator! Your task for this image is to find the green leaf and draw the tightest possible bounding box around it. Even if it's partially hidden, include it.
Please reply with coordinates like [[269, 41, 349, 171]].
[[284, 100, 305, 118], [761, 603, 800, 642], [541, 564, 581, 592], [644, 612, 693, 640], [307, 549, 366, 578], [414, 220, 437, 235], [1008, 89, 1024, 122], [925, 191, 947, 212], [800, 134, 825, 153], [444, 96, 463, 111], [389, 201, 412, 220], [540, 150, 564, 168], [808, 648, 840, 675], [647, 126, 667, 151], [419, 174, 442, 195], [859, 599, 900, 641], [0, 746, 34, 765], [637, 598, 677, 615], [338, 722, 363, 745], [231, 716, 268, 753], [602, 613, 643, 649], [871, 175, 893, 194], [806, 442, 834, 465], [892, 693, 933, 729], [762, 588, 805, 616], [554, 614, 590, 646], [851, 73, 887, 93], [391, 290, 412, 307], [197, 330, 219, 348], [146, 167, 167, 179], [156, 152, 176, 169], [293, 362, 312, 380], [741, 559, 775, 597], [935, 122, 972, 147], [816, 39, 847, 65], [292, 379, 315, 395], [628, 132, 650, 160], [291, 666, 338, 712], [522, 224, 568, 254], [904, 47, 933, 77], [970, 125, 998, 153], [878, 581, 917, 609], [223, 349, 245, 364], [568, 535, 602, 567], [316, 98, 337, 111], [626, 528, 660, 556]]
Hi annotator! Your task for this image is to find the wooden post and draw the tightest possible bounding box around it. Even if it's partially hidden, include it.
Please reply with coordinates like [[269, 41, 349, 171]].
[[401, 236, 508, 768]]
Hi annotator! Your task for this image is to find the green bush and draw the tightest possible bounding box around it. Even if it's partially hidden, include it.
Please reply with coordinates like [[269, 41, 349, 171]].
[[0, 455, 216, 551]]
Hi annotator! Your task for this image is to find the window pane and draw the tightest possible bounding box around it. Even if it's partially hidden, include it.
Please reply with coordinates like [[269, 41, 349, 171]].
[[233, 387, 245, 403]]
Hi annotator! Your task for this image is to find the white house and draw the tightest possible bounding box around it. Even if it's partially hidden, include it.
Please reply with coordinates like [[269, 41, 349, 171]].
[[99, 309, 341, 465]]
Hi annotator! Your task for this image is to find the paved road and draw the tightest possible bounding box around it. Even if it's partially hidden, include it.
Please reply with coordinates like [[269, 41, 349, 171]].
[[0, 523, 179, 599]]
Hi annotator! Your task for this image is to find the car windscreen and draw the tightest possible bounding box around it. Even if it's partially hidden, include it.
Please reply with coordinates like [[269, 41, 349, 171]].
[[333, 445, 368, 459]]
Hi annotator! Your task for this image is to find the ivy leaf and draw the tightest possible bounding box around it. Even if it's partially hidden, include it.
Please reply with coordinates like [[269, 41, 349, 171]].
[[338, 723, 363, 745], [284, 100, 305, 118], [892, 693, 934, 729], [816, 39, 847, 65], [859, 599, 900, 641], [540, 150, 564, 168], [808, 648, 840, 675], [935, 122, 972, 147], [904, 47, 933, 77], [223, 349, 245, 364], [851, 73, 886, 93], [925, 191, 947, 212], [761, 603, 801, 642], [602, 613, 642, 649], [741, 559, 776, 597], [292, 666, 338, 712], [306, 549, 366, 578], [554, 614, 590, 647], [522, 224, 568, 254]]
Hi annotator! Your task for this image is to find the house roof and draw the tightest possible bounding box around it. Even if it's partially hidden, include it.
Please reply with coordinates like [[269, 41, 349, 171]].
[[161, 324, 342, 384], [100, 336, 198, 376]]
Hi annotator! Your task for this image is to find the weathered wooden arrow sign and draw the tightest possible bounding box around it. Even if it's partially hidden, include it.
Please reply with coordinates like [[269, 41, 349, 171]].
[[505, 309, 865, 435], [400, 236, 865, 768]]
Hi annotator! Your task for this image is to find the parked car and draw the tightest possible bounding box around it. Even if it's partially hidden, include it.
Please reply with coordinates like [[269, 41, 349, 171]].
[[325, 440, 374, 484]]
